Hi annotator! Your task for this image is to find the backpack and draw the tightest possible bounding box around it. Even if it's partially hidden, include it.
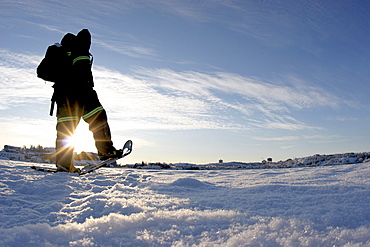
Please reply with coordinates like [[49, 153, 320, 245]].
[[39, 31, 93, 116], [37, 43, 73, 83]]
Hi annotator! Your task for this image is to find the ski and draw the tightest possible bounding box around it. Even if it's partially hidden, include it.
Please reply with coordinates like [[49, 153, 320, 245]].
[[30, 165, 58, 173], [30, 140, 133, 175], [79, 140, 132, 175]]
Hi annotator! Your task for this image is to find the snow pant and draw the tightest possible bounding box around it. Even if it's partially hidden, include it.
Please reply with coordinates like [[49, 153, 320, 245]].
[[55, 89, 115, 169]]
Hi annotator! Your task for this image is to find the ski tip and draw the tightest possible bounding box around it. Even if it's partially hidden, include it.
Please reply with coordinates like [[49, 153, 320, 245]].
[[124, 140, 133, 149], [123, 140, 133, 156]]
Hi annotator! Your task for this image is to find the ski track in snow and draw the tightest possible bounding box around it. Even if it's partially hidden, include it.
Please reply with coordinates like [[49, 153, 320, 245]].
[[0, 160, 370, 246]]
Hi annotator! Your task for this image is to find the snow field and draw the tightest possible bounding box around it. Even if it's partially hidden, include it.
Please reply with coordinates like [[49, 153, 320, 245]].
[[0, 160, 370, 246]]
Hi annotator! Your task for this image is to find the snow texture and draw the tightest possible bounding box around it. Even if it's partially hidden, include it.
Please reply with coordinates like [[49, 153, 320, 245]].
[[0, 160, 370, 246]]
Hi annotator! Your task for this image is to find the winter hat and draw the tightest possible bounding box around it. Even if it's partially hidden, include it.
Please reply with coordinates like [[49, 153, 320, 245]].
[[60, 33, 76, 50], [77, 29, 91, 52]]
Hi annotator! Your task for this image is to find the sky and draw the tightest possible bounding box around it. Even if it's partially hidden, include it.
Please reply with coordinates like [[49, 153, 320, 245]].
[[0, 0, 369, 164]]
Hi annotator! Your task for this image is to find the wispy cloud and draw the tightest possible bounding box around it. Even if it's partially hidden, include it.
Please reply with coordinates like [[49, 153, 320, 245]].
[[0, 50, 348, 133], [253, 135, 342, 142], [128, 68, 343, 130], [328, 116, 359, 122], [93, 66, 227, 131], [0, 50, 50, 110], [94, 39, 157, 59], [136, 0, 364, 53], [145, 0, 211, 22]]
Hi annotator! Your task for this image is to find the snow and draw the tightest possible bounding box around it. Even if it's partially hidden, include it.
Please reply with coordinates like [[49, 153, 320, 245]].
[[0, 160, 370, 246]]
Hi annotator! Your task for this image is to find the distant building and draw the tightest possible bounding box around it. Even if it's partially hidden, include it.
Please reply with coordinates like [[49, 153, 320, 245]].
[[0, 145, 24, 160], [0, 144, 103, 164], [4, 145, 21, 153]]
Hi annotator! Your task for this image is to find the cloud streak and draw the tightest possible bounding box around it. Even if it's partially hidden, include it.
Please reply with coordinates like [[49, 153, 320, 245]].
[[94, 39, 157, 59], [128, 68, 343, 130], [0, 50, 348, 134], [253, 135, 342, 142], [0, 50, 51, 110]]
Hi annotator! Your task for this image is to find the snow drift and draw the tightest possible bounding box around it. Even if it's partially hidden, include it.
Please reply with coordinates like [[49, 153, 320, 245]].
[[0, 160, 369, 246]]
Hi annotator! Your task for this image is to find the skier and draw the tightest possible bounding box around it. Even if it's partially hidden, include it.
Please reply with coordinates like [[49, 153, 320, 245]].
[[52, 29, 122, 172]]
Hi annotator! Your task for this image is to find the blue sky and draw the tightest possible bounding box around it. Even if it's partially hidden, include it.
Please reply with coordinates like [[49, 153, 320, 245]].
[[1, 0, 369, 164]]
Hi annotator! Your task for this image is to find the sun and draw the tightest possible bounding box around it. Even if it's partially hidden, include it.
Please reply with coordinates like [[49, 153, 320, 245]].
[[67, 122, 96, 153]]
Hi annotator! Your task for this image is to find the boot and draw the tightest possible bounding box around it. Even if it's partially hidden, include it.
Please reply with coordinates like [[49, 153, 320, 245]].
[[99, 149, 123, 160]]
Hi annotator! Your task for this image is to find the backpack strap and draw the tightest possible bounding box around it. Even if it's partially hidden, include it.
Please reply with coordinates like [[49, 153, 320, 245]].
[[72, 53, 93, 65], [49, 89, 57, 116], [72, 56, 90, 65], [50, 100, 55, 116]]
